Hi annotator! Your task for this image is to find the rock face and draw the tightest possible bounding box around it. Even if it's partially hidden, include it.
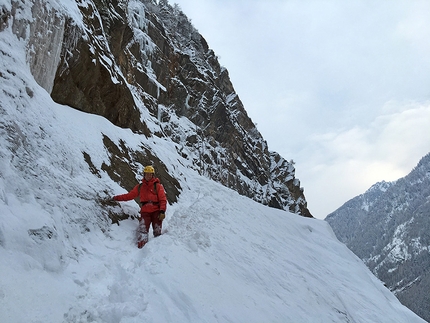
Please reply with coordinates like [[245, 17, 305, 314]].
[[5, 0, 311, 217], [326, 153, 430, 322]]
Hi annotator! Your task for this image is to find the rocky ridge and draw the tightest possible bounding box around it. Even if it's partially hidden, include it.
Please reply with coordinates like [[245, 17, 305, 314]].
[[2, 0, 311, 217]]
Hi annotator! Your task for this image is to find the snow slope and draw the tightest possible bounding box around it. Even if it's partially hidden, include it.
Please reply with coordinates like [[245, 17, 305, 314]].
[[0, 5, 425, 323]]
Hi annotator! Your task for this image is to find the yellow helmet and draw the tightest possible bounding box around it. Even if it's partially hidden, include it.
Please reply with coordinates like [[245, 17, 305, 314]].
[[144, 165, 155, 173]]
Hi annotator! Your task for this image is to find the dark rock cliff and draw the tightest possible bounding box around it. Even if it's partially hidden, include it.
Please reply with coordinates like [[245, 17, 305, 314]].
[[8, 0, 311, 217]]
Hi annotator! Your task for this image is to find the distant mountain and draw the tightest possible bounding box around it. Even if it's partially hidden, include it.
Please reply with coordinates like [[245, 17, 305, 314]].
[[326, 152, 430, 322]]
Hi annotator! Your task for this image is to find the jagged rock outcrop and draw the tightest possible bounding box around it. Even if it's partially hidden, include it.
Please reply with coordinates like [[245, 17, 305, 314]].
[[326, 153, 430, 321], [5, 0, 311, 217], [52, 1, 148, 134]]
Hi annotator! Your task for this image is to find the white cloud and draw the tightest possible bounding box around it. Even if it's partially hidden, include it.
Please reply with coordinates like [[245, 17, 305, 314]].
[[296, 101, 430, 217]]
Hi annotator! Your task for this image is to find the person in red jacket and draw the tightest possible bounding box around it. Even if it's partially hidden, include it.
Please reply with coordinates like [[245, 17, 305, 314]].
[[113, 165, 167, 248]]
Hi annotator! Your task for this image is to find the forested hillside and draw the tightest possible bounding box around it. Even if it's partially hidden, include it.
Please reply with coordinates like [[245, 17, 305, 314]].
[[326, 153, 430, 321]]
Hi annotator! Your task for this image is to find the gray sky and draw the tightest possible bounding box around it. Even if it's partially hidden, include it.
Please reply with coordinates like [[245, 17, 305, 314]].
[[171, 0, 430, 219]]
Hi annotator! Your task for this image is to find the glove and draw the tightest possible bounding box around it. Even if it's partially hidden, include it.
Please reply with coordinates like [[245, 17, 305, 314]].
[[158, 211, 165, 221], [101, 197, 117, 206]]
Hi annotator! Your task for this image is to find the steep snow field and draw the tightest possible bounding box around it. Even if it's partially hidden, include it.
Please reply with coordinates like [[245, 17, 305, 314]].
[[0, 7, 425, 323]]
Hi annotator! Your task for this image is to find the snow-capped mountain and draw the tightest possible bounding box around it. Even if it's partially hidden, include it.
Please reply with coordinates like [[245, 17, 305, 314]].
[[326, 153, 430, 322], [0, 52, 425, 322], [8, 0, 310, 217], [0, 0, 426, 322]]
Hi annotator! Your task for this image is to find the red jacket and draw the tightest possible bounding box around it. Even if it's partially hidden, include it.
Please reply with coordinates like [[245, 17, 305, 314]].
[[114, 177, 167, 213]]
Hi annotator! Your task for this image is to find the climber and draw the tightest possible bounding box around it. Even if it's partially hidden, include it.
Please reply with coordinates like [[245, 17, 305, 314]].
[[113, 165, 167, 248]]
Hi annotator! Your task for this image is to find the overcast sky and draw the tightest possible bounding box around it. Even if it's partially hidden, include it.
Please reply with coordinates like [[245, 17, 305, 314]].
[[171, 0, 430, 219]]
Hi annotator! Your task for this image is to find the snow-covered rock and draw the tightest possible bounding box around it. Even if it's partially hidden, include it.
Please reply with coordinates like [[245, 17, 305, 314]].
[[9, 0, 311, 216]]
